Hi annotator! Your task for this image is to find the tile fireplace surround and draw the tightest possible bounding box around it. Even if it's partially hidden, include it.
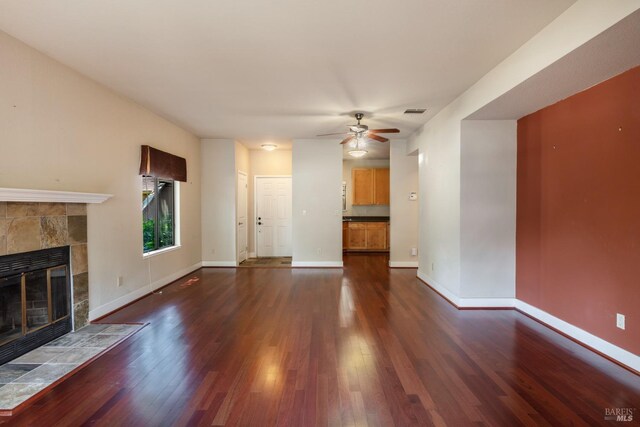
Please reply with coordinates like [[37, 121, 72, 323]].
[[0, 202, 89, 329]]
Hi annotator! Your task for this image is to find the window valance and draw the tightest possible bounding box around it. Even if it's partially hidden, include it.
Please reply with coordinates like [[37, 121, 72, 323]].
[[139, 145, 187, 182]]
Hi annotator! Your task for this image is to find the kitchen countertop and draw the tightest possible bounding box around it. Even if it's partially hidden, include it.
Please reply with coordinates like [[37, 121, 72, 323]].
[[342, 216, 390, 222]]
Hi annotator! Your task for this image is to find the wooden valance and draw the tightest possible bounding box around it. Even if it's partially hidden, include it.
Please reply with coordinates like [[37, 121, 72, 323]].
[[139, 145, 187, 182]]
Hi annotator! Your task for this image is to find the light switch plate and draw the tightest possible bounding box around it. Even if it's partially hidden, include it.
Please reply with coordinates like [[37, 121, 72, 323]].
[[616, 313, 625, 330]]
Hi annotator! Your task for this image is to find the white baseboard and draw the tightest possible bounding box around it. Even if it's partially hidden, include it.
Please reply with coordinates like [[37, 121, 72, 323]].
[[458, 297, 516, 308], [88, 286, 149, 322], [417, 269, 461, 306], [202, 261, 237, 267], [389, 261, 418, 268], [291, 261, 343, 268], [416, 270, 638, 372], [515, 300, 639, 373], [88, 262, 202, 321]]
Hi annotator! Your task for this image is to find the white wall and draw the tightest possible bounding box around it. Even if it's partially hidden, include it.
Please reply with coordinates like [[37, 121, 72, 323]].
[[460, 121, 516, 298], [248, 149, 292, 256], [389, 141, 419, 267], [201, 139, 236, 266], [412, 0, 640, 304], [292, 140, 342, 266], [0, 30, 202, 319], [342, 159, 390, 217]]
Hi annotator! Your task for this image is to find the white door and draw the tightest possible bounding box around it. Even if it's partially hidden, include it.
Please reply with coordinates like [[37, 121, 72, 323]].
[[237, 172, 248, 263], [256, 177, 292, 257]]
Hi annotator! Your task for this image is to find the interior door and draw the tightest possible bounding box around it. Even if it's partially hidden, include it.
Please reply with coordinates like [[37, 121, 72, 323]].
[[256, 177, 292, 257], [237, 172, 248, 263]]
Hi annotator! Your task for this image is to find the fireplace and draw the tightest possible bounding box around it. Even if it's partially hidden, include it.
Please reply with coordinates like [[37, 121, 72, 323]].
[[0, 246, 72, 365]]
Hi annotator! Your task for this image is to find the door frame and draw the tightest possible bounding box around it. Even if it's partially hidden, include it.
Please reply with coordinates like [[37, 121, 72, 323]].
[[254, 175, 292, 258], [236, 170, 248, 265]]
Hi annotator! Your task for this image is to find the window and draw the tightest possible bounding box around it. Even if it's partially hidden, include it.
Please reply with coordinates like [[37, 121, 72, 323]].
[[142, 176, 176, 253]]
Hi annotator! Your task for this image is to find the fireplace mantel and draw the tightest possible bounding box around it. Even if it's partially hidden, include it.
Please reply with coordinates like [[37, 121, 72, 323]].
[[0, 187, 112, 204]]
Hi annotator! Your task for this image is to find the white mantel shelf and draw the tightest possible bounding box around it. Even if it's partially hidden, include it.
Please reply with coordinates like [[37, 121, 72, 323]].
[[0, 188, 113, 204]]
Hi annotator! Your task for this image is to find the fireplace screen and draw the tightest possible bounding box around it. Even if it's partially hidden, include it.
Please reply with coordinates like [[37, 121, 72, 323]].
[[0, 274, 23, 345], [0, 266, 69, 346], [0, 247, 71, 363], [51, 266, 70, 321]]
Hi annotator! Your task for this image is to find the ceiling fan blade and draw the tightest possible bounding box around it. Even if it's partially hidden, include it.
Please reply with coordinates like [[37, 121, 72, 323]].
[[366, 133, 389, 143], [340, 135, 355, 145], [317, 132, 349, 136], [368, 128, 400, 134]]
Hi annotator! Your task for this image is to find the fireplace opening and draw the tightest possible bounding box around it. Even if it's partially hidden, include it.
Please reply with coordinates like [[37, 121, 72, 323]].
[[0, 247, 72, 365]]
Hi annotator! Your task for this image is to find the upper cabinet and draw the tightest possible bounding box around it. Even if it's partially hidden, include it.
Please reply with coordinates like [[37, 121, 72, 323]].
[[352, 168, 390, 206], [373, 168, 390, 205], [352, 168, 374, 205]]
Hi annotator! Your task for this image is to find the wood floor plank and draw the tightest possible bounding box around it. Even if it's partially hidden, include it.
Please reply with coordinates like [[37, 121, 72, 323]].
[[1, 253, 638, 426]]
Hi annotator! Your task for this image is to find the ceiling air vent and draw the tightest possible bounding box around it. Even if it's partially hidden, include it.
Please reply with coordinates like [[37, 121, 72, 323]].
[[404, 108, 427, 114]]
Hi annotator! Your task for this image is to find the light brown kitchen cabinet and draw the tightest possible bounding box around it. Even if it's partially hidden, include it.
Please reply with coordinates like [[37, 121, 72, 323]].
[[352, 168, 389, 206], [352, 168, 374, 205], [342, 222, 348, 250], [347, 222, 367, 249], [344, 222, 389, 251], [366, 222, 387, 250]]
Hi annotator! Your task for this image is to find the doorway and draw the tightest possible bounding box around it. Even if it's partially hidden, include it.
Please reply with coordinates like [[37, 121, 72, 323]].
[[255, 176, 292, 257], [237, 171, 248, 263]]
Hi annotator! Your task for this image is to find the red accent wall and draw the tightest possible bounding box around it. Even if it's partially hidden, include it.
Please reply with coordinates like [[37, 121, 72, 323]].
[[517, 66, 640, 356]]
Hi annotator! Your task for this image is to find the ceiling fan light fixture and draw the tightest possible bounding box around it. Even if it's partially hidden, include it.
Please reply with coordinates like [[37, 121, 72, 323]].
[[348, 149, 368, 158], [261, 143, 277, 151]]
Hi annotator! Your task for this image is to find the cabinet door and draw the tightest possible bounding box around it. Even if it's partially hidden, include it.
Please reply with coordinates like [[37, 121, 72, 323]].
[[366, 222, 387, 250], [342, 222, 348, 250], [373, 168, 390, 205], [352, 169, 374, 205], [386, 222, 390, 249], [348, 223, 367, 249]]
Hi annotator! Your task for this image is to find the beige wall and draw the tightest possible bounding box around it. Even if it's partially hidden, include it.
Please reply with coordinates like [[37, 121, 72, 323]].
[[0, 30, 202, 320], [292, 140, 342, 266], [247, 149, 292, 255], [389, 141, 419, 266], [201, 139, 236, 266], [342, 159, 390, 217]]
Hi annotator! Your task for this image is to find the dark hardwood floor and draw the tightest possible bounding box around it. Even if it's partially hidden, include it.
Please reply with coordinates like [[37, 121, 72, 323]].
[[3, 253, 638, 426]]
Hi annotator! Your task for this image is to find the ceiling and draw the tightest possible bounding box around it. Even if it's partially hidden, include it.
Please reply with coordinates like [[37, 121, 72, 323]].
[[0, 1, 575, 142], [238, 138, 390, 160], [467, 9, 640, 120]]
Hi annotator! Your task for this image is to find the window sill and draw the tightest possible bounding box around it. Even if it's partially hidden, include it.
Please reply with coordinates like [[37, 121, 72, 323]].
[[143, 245, 181, 259]]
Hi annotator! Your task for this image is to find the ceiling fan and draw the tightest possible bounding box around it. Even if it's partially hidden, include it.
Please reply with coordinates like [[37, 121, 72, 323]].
[[317, 113, 400, 145]]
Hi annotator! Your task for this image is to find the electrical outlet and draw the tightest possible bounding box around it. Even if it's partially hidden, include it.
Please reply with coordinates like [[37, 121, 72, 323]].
[[116, 276, 123, 287], [411, 248, 417, 256], [616, 313, 625, 330]]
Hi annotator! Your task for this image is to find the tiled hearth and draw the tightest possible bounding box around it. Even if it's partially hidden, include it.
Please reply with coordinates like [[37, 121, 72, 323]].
[[0, 202, 89, 329], [0, 323, 144, 412]]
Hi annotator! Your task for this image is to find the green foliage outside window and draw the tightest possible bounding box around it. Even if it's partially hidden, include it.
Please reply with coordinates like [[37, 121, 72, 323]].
[[143, 219, 155, 251], [158, 214, 173, 248]]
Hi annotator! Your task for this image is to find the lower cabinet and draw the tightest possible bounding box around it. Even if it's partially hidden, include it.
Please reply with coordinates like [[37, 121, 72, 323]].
[[344, 222, 389, 251], [348, 223, 367, 250]]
